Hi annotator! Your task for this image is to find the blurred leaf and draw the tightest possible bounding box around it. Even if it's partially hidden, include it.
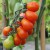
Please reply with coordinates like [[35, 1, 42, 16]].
[[0, 14, 2, 20], [46, 0, 50, 5], [22, 0, 39, 3], [14, 2, 23, 14], [8, 0, 19, 12], [0, 38, 2, 43], [22, 0, 34, 3], [13, 46, 21, 50]]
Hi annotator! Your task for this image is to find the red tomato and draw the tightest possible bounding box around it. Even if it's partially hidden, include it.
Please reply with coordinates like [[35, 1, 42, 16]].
[[17, 26, 28, 39], [27, 2, 39, 12], [14, 34, 21, 46], [28, 29, 33, 35], [25, 11, 38, 23], [3, 26, 12, 36], [21, 18, 33, 31], [21, 39, 26, 45]]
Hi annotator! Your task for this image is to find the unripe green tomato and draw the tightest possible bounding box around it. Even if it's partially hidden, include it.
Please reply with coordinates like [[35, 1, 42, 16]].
[[3, 36, 14, 49]]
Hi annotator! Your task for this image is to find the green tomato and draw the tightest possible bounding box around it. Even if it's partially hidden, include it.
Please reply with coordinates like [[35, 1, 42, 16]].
[[3, 36, 14, 49]]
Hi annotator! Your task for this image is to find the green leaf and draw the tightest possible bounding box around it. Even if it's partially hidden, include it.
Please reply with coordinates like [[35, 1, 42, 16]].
[[22, 0, 39, 3], [8, 0, 19, 12], [22, 0, 33, 3], [13, 46, 21, 50], [14, 3, 23, 14], [0, 38, 2, 43]]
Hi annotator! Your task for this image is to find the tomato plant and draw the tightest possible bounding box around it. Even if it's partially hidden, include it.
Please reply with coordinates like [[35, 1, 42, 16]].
[[2, 1, 39, 49]]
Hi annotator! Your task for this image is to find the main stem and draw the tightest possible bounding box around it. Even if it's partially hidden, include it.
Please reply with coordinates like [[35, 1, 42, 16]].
[[5, 0, 9, 26], [2, 0, 9, 26], [35, 0, 46, 50]]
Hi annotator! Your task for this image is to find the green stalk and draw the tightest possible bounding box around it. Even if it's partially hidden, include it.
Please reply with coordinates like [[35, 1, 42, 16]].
[[35, 0, 46, 50], [2, 0, 9, 26], [5, 0, 9, 26]]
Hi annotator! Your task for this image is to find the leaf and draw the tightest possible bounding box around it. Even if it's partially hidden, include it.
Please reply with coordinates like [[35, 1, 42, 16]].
[[0, 36, 2, 43], [8, 0, 19, 12], [14, 3, 23, 14], [13, 46, 21, 50], [22, 0, 39, 3], [0, 14, 2, 20], [0, 38, 2, 43], [22, 0, 34, 3]]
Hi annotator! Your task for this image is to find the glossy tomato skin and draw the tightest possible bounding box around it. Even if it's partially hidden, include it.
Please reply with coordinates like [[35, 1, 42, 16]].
[[28, 29, 33, 35], [21, 39, 26, 45], [3, 26, 12, 36], [14, 34, 21, 46], [25, 11, 38, 23], [17, 26, 28, 39], [21, 18, 33, 31], [27, 2, 39, 12]]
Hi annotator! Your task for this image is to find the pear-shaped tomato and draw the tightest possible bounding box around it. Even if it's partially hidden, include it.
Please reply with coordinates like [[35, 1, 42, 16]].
[[27, 2, 39, 12], [3, 36, 14, 49], [17, 26, 28, 39], [3, 26, 12, 36], [14, 34, 21, 46], [21, 18, 33, 31], [25, 11, 38, 23]]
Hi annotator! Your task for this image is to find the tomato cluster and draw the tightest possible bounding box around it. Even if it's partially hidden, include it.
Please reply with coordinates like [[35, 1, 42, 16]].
[[2, 1, 39, 48]]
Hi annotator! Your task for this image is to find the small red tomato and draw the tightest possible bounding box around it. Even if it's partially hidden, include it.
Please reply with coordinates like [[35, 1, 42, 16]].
[[17, 26, 28, 39], [28, 29, 33, 35], [14, 34, 21, 46], [25, 11, 38, 23], [21, 39, 26, 45], [21, 18, 33, 31], [27, 2, 39, 12], [3, 26, 12, 36]]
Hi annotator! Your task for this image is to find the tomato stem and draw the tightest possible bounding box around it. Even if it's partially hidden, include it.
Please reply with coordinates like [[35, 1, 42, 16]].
[[35, 0, 46, 50]]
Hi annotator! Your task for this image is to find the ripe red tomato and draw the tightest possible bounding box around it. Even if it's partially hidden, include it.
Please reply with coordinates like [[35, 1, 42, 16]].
[[28, 29, 33, 35], [21, 18, 33, 31], [14, 34, 21, 46], [21, 39, 26, 45], [3, 26, 12, 36], [25, 11, 38, 23], [17, 26, 28, 39], [27, 2, 39, 12]]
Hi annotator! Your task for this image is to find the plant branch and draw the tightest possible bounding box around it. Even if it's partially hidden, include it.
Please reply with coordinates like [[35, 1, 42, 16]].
[[35, 0, 46, 50]]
